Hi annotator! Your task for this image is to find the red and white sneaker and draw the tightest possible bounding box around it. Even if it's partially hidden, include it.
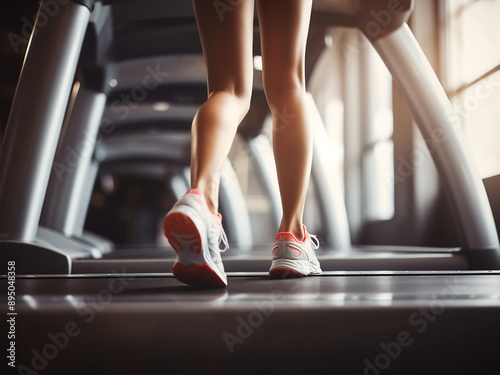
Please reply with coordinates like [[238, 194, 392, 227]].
[[163, 189, 229, 287], [269, 225, 322, 278]]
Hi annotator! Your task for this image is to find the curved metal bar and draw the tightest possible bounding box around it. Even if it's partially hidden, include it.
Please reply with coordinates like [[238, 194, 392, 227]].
[[372, 24, 500, 268], [0, 1, 91, 242]]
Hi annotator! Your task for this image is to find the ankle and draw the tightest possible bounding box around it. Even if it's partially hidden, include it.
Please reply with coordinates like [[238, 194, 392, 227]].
[[189, 186, 218, 215], [204, 195, 218, 216], [278, 222, 305, 241]]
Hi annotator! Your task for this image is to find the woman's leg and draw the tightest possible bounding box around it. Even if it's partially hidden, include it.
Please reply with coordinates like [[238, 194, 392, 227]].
[[191, 0, 254, 214], [256, 0, 313, 240]]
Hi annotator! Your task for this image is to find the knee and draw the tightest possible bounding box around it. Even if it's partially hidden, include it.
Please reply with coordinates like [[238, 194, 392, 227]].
[[208, 88, 252, 120], [263, 70, 305, 112], [233, 89, 252, 118]]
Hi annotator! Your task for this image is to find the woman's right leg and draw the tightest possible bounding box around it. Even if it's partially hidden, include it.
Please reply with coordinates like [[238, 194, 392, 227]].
[[256, 0, 313, 240], [258, 0, 321, 278]]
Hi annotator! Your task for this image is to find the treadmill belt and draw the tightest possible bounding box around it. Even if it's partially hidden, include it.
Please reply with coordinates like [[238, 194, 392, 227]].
[[4, 272, 500, 374]]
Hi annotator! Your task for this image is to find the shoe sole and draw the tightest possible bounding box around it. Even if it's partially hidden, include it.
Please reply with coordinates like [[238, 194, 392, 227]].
[[269, 259, 322, 279], [163, 211, 227, 288], [269, 267, 307, 278]]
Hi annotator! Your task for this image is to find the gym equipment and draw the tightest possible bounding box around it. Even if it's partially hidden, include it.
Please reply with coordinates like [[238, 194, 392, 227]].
[[0, 0, 499, 274], [0, 1, 93, 273]]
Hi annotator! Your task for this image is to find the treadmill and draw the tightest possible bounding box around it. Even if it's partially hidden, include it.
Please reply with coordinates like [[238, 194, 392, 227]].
[[0, 0, 498, 273], [0, 1, 499, 373]]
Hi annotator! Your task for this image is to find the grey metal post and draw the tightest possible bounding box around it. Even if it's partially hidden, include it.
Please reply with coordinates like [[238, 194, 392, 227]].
[[75, 160, 100, 237], [41, 85, 107, 237], [372, 24, 500, 268], [219, 160, 253, 252], [0, 1, 91, 242], [247, 132, 282, 229], [307, 94, 351, 249]]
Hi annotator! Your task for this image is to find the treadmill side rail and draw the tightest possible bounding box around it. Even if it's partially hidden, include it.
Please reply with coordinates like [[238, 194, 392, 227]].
[[372, 24, 500, 268]]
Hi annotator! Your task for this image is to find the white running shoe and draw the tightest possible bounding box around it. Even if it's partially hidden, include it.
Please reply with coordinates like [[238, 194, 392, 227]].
[[269, 225, 322, 278], [163, 189, 229, 287]]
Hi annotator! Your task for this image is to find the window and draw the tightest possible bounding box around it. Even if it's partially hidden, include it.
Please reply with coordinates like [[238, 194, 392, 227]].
[[309, 28, 396, 226], [361, 41, 395, 221], [445, 0, 500, 178]]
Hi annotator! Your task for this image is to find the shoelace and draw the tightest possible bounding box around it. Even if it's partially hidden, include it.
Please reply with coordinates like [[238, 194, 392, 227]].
[[310, 234, 320, 250], [218, 227, 229, 252]]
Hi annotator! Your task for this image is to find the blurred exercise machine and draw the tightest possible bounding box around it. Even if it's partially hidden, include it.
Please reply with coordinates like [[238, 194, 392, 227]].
[[2, 1, 500, 374], [0, 0, 499, 274]]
